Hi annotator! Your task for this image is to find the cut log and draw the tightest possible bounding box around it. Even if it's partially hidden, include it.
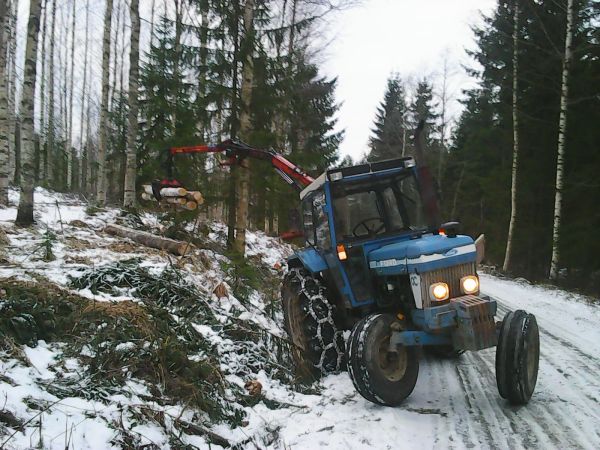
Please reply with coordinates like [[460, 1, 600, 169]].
[[104, 224, 192, 255], [141, 192, 155, 201], [142, 185, 187, 197], [186, 191, 204, 204], [164, 197, 187, 205], [182, 201, 198, 211]]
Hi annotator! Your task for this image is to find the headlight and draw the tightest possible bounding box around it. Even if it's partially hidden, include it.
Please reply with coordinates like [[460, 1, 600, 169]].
[[429, 282, 449, 302], [461, 275, 479, 294]]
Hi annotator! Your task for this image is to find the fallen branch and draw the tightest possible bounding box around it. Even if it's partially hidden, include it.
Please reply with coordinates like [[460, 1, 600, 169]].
[[103, 224, 192, 256], [174, 418, 231, 448]]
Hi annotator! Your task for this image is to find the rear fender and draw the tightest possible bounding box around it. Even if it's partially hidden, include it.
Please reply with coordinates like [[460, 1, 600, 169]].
[[288, 248, 328, 274]]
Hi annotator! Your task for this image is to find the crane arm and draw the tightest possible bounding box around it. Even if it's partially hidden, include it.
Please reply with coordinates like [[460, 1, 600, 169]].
[[162, 139, 315, 191]]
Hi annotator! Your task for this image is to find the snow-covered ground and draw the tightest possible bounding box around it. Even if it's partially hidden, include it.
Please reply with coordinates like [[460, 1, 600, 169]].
[[1, 189, 599, 449]]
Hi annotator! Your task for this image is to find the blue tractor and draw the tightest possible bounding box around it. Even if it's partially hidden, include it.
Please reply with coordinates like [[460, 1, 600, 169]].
[[281, 154, 540, 407], [156, 139, 540, 407]]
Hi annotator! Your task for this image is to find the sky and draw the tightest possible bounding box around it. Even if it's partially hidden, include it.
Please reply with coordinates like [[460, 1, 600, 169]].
[[12, 0, 496, 159], [319, 0, 496, 160]]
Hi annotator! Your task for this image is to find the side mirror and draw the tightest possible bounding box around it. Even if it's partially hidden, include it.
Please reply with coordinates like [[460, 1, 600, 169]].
[[440, 221, 460, 238]]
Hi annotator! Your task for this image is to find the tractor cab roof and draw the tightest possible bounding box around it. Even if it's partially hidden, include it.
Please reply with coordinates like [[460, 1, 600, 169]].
[[300, 157, 416, 200]]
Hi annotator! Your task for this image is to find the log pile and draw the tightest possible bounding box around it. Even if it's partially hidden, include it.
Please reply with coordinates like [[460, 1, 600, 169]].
[[141, 185, 204, 211]]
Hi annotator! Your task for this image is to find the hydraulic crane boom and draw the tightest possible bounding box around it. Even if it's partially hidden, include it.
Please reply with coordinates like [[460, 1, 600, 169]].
[[161, 139, 314, 192]]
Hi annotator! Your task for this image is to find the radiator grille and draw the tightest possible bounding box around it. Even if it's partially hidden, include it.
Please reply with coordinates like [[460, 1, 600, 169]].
[[420, 262, 477, 308]]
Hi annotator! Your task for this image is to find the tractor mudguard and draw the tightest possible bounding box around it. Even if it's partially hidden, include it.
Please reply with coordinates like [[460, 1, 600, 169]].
[[288, 248, 328, 274]]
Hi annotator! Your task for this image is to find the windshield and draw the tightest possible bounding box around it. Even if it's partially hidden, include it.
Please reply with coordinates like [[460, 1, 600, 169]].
[[331, 172, 427, 241]]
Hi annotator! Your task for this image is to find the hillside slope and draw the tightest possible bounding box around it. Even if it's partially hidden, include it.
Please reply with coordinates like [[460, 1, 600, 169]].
[[1, 189, 599, 449]]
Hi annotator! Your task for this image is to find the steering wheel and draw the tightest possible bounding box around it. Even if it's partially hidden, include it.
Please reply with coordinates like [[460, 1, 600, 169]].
[[352, 217, 385, 237]]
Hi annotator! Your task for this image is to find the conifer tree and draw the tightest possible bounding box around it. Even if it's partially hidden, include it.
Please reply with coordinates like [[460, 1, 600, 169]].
[[368, 75, 407, 162], [409, 79, 439, 155]]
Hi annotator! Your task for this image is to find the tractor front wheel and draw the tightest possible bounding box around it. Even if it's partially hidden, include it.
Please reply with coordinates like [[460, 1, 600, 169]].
[[281, 267, 345, 380], [495, 310, 540, 405], [347, 313, 419, 406]]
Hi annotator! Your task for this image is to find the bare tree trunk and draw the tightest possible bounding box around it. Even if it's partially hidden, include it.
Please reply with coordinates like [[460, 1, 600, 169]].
[[39, 0, 48, 182], [450, 162, 465, 220], [123, 0, 140, 207], [96, 0, 114, 205], [47, 0, 56, 186], [0, 0, 9, 205], [227, 0, 241, 248], [6, 0, 18, 184], [16, 0, 42, 226], [78, 0, 90, 193], [110, 0, 121, 112], [550, 0, 574, 280], [437, 55, 451, 191], [149, 0, 156, 49], [503, 0, 520, 273], [232, 0, 256, 256], [58, 2, 68, 189], [85, 97, 93, 193], [171, 0, 184, 132], [67, 0, 76, 190]]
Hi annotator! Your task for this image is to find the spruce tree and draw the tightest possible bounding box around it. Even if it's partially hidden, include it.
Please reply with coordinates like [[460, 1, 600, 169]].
[[368, 75, 407, 162], [409, 79, 439, 154]]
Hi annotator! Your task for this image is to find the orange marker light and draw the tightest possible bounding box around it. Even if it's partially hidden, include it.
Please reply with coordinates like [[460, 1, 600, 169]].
[[337, 244, 347, 261], [439, 229, 446, 236]]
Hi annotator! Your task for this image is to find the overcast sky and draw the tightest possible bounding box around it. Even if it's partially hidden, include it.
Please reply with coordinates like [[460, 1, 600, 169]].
[[13, 0, 496, 157], [319, 0, 496, 160]]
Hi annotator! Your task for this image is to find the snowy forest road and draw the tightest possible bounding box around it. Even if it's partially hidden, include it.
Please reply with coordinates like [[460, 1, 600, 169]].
[[255, 275, 600, 450]]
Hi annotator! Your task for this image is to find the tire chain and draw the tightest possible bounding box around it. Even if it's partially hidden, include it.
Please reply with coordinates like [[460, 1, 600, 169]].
[[288, 268, 345, 374]]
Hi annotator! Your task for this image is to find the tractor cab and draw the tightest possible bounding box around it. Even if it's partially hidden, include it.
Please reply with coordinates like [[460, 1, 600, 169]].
[[298, 157, 475, 312]]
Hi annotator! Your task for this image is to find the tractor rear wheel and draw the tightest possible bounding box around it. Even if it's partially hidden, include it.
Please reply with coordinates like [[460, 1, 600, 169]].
[[281, 267, 345, 380], [347, 313, 419, 406], [495, 310, 540, 405]]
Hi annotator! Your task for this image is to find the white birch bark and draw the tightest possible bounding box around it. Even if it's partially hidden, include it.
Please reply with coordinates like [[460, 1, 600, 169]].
[[47, 0, 56, 185], [15, 0, 43, 226], [78, 0, 90, 192], [0, 0, 9, 205], [67, 0, 75, 189], [123, 0, 140, 207], [39, 0, 48, 181], [503, 1, 520, 273], [149, 0, 156, 49], [233, 0, 256, 256], [6, 0, 18, 183], [96, 0, 114, 205], [550, 0, 575, 280]]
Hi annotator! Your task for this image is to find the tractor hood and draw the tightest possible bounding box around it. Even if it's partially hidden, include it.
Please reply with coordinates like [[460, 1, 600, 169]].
[[368, 234, 476, 276]]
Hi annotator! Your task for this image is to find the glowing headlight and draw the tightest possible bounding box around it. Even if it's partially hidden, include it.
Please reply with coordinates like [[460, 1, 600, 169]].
[[461, 275, 479, 295], [429, 282, 449, 302]]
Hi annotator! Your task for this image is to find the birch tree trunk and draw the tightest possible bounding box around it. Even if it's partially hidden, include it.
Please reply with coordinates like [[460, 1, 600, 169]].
[[78, 0, 90, 193], [123, 0, 140, 207], [67, 0, 76, 189], [97, 0, 114, 205], [550, 0, 575, 280], [503, 0, 520, 273], [47, 0, 56, 186], [15, 0, 42, 226], [0, 0, 9, 205], [6, 0, 18, 183], [149, 0, 156, 49], [232, 0, 256, 256], [39, 0, 48, 181], [58, 3, 68, 188]]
